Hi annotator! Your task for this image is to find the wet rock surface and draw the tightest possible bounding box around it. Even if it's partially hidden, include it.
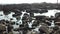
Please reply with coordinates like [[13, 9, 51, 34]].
[[0, 6, 60, 34]]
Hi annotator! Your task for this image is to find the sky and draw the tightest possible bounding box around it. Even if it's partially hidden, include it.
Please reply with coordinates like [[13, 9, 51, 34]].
[[0, 0, 59, 4]]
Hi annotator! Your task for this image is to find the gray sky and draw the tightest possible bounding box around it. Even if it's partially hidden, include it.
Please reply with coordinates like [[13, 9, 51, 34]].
[[0, 0, 59, 4]]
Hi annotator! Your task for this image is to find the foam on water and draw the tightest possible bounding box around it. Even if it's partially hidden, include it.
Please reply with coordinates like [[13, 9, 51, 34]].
[[16, 11, 27, 25], [28, 20, 35, 28], [34, 9, 60, 17], [0, 9, 60, 29]]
